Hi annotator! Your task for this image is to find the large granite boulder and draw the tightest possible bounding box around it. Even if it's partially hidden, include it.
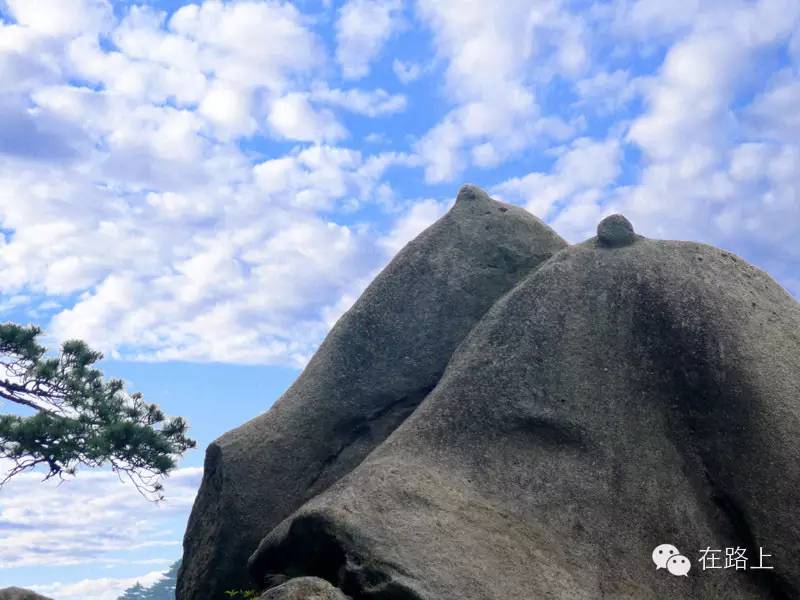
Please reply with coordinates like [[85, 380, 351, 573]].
[[248, 215, 800, 598], [177, 185, 567, 599], [0, 589, 52, 600]]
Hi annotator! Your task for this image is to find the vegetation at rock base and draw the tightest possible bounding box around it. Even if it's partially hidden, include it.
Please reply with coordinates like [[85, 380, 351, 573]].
[[224, 590, 259, 598]]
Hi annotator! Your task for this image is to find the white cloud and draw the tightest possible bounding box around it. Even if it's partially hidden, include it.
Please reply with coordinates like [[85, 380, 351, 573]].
[[0, 0, 795, 376], [494, 137, 621, 240], [413, 1, 587, 182], [0, 462, 201, 569], [20, 137, 407, 368], [254, 145, 415, 210], [310, 85, 407, 116], [169, 0, 322, 90], [574, 69, 636, 115], [745, 70, 800, 142], [416, 1, 536, 98], [0, 21, 71, 98], [23, 137, 416, 366], [4, 0, 112, 38], [111, 5, 200, 72], [30, 570, 168, 600], [146, 191, 217, 222], [602, 0, 800, 296], [627, 31, 746, 162], [67, 32, 207, 106], [0, 76, 411, 369], [254, 145, 360, 208], [0, 60, 415, 368], [335, 0, 403, 80], [268, 93, 346, 142], [199, 82, 256, 139], [617, 0, 701, 39], [46, 213, 364, 366], [378, 198, 449, 255], [414, 90, 575, 184], [0, 0, 798, 358], [392, 59, 420, 83]]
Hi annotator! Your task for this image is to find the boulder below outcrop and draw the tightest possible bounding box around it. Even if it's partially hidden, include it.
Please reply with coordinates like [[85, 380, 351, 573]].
[[0, 588, 52, 600], [259, 577, 350, 599]]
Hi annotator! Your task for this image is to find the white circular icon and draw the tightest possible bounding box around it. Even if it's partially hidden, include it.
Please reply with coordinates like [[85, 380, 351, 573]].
[[652, 544, 680, 569], [666, 554, 691, 576]]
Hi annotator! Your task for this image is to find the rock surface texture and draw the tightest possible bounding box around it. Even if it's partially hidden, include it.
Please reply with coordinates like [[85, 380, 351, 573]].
[[0, 589, 52, 600], [259, 577, 351, 599], [180, 185, 800, 600], [177, 185, 567, 599]]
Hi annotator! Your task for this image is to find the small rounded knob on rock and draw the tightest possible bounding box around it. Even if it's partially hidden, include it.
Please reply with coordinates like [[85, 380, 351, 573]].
[[456, 183, 490, 204], [597, 214, 636, 247]]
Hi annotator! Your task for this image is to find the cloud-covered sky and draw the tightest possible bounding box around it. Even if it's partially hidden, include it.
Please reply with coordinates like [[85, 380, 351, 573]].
[[0, 458, 200, 599], [0, 0, 798, 597]]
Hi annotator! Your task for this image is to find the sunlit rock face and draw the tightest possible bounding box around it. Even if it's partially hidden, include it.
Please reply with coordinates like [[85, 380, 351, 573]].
[[180, 185, 800, 600]]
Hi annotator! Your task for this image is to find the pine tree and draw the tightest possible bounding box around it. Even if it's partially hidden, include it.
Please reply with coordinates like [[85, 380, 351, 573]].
[[143, 561, 180, 599], [118, 582, 149, 600], [0, 323, 194, 500], [117, 561, 180, 600]]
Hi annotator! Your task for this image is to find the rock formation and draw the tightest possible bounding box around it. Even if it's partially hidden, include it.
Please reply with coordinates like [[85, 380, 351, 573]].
[[0, 588, 52, 600], [259, 577, 349, 599], [178, 185, 567, 599], [179, 185, 800, 600]]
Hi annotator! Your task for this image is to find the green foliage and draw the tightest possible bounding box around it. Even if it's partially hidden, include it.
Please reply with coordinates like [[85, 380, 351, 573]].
[[0, 323, 195, 499], [118, 582, 149, 600], [224, 589, 260, 599]]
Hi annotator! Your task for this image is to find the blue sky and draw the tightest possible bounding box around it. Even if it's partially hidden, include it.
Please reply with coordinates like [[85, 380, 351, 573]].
[[0, 0, 798, 598]]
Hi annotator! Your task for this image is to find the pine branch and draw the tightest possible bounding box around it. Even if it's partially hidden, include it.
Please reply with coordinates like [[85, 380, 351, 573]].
[[0, 323, 195, 500]]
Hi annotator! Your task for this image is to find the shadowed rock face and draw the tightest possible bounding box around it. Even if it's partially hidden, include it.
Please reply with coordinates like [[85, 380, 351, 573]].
[[177, 185, 567, 600], [181, 184, 800, 600], [250, 231, 800, 600], [0, 588, 52, 600]]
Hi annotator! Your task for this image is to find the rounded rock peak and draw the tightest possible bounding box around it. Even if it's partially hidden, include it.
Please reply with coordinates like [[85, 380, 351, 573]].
[[597, 214, 636, 247], [456, 183, 491, 204]]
